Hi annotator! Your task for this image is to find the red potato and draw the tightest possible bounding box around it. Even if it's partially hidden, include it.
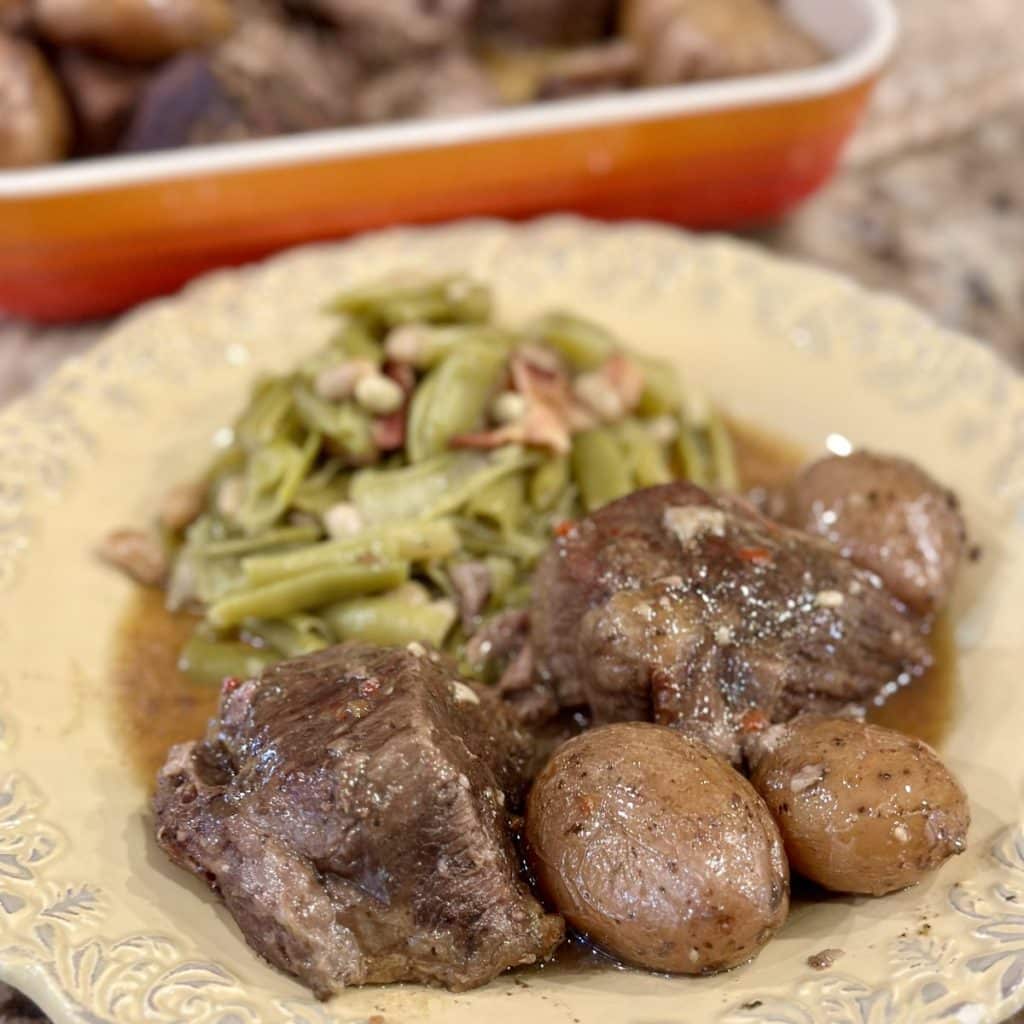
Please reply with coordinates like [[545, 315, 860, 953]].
[[526, 722, 789, 974], [0, 34, 71, 166], [33, 0, 234, 63], [748, 715, 969, 896]]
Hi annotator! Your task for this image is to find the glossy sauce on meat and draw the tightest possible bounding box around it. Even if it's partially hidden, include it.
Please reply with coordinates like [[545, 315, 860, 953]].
[[113, 420, 958, 784]]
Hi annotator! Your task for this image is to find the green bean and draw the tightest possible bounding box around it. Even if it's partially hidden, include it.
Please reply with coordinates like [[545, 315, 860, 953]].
[[707, 408, 740, 492], [484, 555, 517, 607], [241, 519, 459, 585], [324, 593, 456, 648], [235, 432, 321, 535], [406, 343, 507, 462], [635, 355, 683, 416], [292, 384, 375, 464], [328, 276, 491, 327], [351, 446, 536, 524], [179, 634, 279, 684], [386, 324, 512, 370], [528, 312, 617, 370], [572, 427, 632, 511], [528, 455, 569, 511], [242, 614, 331, 657], [454, 517, 547, 564], [676, 420, 711, 488], [209, 559, 409, 628], [235, 378, 296, 452], [200, 524, 321, 558], [465, 472, 526, 535], [330, 320, 382, 362], [618, 419, 672, 488]]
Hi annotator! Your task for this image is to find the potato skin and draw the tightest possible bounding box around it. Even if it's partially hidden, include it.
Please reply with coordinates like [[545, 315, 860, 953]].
[[0, 34, 71, 167], [748, 716, 969, 896], [34, 0, 234, 63], [525, 722, 788, 974]]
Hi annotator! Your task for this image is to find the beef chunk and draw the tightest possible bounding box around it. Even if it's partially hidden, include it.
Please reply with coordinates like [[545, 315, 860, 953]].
[[531, 483, 931, 763], [55, 50, 149, 154], [353, 51, 497, 123], [154, 644, 563, 997], [476, 0, 615, 46], [292, 0, 477, 63], [623, 0, 822, 86], [787, 452, 966, 615], [121, 10, 354, 150]]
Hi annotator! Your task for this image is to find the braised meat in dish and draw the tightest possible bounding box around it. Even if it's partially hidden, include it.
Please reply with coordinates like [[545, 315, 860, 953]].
[[154, 643, 563, 996], [787, 452, 967, 615], [531, 481, 933, 763], [6, 0, 825, 164], [526, 722, 788, 974]]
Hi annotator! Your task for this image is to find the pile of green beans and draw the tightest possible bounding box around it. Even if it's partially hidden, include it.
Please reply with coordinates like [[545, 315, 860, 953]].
[[159, 275, 738, 684]]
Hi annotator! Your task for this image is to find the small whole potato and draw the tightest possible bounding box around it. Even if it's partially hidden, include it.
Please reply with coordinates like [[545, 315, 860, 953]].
[[0, 34, 71, 167], [748, 716, 969, 896], [33, 0, 234, 63], [526, 722, 788, 974]]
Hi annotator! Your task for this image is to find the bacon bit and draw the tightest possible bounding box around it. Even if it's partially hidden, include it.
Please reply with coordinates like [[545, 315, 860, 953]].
[[384, 360, 416, 395], [221, 676, 242, 695], [452, 351, 592, 454], [603, 352, 645, 412], [554, 519, 576, 538], [739, 708, 769, 734], [372, 410, 405, 451], [737, 546, 773, 565]]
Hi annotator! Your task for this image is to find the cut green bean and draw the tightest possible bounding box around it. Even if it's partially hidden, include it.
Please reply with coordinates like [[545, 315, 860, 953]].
[[328, 276, 491, 327], [179, 634, 279, 684], [528, 312, 617, 370], [707, 408, 739, 491], [483, 555, 517, 607], [676, 419, 711, 488], [572, 427, 632, 511], [236, 432, 320, 535], [406, 342, 507, 462], [292, 384, 375, 464], [454, 517, 547, 564], [200, 524, 321, 558], [465, 471, 526, 535], [618, 419, 672, 488], [208, 559, 409, 628], [242, 614, 332, 657], [636, 355, 683, 416], [528, 455, 569, 511], [235, 378, 296, 452], [324, 593, 456, 648], [386, 324, 512, 369], [241, 519, 459, 585]]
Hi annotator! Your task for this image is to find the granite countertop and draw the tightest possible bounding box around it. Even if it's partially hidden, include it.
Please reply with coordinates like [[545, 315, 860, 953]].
[[1, 1, 1022, 1021]]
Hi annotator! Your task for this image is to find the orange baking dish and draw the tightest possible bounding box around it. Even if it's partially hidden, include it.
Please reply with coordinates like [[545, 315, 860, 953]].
[[0, 0, 895, 322]]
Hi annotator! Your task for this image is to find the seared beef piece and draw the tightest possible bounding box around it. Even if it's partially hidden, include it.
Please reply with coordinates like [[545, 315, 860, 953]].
[[154, 644, 563, 997], [292, 0, 476, 63], [121, 10, 354, 150], [476, 0, 615, 46], [354, 51, 497, 123], [622, 0, 822, 86], [536, 40, 638, 100], [531, 483, 931, 763], [787, 452, 966, 615], [56, 50, 149, 153]]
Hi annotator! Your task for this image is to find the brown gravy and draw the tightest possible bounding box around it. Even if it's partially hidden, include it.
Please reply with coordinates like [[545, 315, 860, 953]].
[[113, 421, 956, 784]]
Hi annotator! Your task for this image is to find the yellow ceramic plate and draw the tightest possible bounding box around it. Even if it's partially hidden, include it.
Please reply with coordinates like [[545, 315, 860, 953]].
[[0, 219, 1022, 1024]]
